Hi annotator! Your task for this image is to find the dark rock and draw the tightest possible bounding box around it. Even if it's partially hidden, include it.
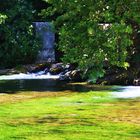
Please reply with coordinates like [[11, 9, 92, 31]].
[[29, 62, 51, 73], [14, 65, 28, 73], [60, 71, 71, 81], [0, 66, 28, 75], [96, 70, 134, 85], [50, 63, 64, 75], [0, 69, 10, 75], [70, 70, 82, 81], [133, 79, 140, 86], [60, 69, 82, 82], [64, 63, 78, 71], [22, 65, 36, 73], [44, 68, 49, 74], [7, 69, 21, 75]]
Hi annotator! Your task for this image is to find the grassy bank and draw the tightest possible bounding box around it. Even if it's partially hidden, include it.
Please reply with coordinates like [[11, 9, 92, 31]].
[[0, 90, 140, 140]]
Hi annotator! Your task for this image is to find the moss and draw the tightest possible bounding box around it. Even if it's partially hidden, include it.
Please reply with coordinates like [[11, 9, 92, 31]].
[[0, 90, 140, 140]]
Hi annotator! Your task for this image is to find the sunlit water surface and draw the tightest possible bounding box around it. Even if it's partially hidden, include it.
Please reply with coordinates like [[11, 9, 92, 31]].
[[112, 86, 140, 98]]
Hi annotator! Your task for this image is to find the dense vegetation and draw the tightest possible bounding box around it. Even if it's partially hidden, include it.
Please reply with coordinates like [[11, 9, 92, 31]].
[[0, 0, 40, 67], [41, 0, 140, 82], [0, 0, 140, 83]]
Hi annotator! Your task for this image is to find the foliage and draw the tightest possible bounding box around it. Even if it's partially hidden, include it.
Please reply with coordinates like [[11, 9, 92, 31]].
[[0, 0, 40, 67], [0, 13, 7, 24], [41, 0, 140, 81]]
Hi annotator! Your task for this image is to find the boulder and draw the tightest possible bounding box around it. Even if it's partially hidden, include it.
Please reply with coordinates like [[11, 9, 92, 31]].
[[64, 63, 78, 71], [0, 66, 28, 75], [60, 69, 82, 82], [7, 69, 21, 75], [70, 70, 82, 81], [29, 62, 51, 73], [0, 69, 10, 75], [133, 78, 140, 86], [60, 71, 71, 81], [50, 63, 64, 75]]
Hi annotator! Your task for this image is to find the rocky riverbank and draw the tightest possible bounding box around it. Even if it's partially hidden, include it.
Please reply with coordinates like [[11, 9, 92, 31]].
[[0, 62, 83, 82], [1, 62, 140, 85]]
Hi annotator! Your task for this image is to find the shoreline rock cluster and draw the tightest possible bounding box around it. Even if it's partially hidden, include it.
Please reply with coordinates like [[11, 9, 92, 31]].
[[0, 62, 83, 82], [29, 62, 82, 82]]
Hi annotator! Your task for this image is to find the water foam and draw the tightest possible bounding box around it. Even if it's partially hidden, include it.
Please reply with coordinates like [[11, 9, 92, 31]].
[[0, 73, 60, 80]]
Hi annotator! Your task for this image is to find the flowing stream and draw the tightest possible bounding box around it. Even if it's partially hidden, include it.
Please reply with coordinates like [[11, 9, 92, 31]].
[[0, 72, 140, 98]]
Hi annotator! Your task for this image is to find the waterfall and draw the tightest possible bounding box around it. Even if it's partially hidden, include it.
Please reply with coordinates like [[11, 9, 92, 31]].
[[34, 22, 55, 62]]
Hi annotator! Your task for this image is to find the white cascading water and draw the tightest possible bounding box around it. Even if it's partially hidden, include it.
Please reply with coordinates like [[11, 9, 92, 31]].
[[34, 22, 55, 62], [0, 72, 60, 80]]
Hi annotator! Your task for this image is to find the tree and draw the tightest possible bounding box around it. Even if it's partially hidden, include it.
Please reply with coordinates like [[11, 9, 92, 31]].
[[0, 0, 40, 67], [41, 0, 140, 81]]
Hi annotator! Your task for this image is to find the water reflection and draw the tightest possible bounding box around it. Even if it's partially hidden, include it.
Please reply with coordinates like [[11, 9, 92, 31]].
[[0, 79, 112, 93], [1, 80, 140, 98]]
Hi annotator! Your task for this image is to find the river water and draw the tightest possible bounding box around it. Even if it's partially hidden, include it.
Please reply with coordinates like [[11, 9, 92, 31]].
[[112, 86, 140, 98], [0, 74, 140, 98]]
